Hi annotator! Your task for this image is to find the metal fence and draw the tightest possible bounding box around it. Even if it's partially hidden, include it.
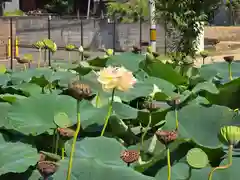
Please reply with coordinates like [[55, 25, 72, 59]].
[[0, 15, 170, 69]]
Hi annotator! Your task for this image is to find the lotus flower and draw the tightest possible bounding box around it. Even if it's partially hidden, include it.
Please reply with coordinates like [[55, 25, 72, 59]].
[[97, 66, 137, 92]]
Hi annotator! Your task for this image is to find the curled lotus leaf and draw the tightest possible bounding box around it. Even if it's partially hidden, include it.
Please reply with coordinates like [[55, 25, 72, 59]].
[[23, 54, 33, 62], [106, 49, 114, 56], [65, 44, 77, 51], [42, 39, 57, 53], [33, 40, 45, 49]]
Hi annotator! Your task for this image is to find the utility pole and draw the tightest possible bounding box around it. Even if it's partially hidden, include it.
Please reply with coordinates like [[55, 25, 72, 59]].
[[149, 0, 156, 52]]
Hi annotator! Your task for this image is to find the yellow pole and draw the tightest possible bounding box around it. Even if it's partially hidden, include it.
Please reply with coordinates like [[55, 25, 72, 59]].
[[15, 36, 19, 57], [8, 37, 11, 58]]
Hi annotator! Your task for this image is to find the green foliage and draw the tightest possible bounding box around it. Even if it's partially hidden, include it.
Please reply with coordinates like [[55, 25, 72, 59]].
[[155, 0, 222, 56], [0, 50, 240, 180], [107, 0, 148, 22]]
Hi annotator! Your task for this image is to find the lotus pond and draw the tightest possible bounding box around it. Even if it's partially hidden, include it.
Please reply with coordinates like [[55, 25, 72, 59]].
[[0, 50, 240, 180]]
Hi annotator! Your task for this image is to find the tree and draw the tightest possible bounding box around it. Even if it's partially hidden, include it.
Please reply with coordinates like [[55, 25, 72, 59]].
[[155, 0, 222, 56], [107, 0, 148, 22]]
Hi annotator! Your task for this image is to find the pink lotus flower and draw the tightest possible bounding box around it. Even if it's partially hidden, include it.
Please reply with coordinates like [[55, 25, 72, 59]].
[[97, 66, 137, 92]]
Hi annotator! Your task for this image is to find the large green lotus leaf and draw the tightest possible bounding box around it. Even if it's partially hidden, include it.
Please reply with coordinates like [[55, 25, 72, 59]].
[[0, 103, 12, 128], [106, 52, 145, 72], [7, 94, 112, 134], [0, 133, 39, 176], [53, 158, 155, 180], [140, 61, 187, 85], [0, 94, 26, 103], [192, 81, 219, 94], [65, 137, 126, 165], [199, 62, 240, 81], [163, 104, 237, 148], [155, 162, 213, 180], [88, 56, 109, 67], [9, 83, 42, 96], [213, 157, 240, 180], [7, 94, 75, 135], [11, 68, 53, 85], [115, 81, 154, 102], [206, 77, 240, 108], [0, 74, 10, 86], [112, 102, 138, 119]]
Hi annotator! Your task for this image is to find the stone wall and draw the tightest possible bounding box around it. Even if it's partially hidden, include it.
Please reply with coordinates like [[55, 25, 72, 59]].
[[13, 17, 167, 53]]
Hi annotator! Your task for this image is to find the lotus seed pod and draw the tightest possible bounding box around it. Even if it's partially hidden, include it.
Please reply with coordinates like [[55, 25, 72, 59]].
[[37, 161, 59, 178], [78, 45, 84, 53], [120, 150, 139, 165], [200, 50, 209, 59], [106, 49, 114, 56], [167, 96, 180, 108], [132, 45, 141, 54], [155, 130, 178, 145], [15, 57, 29, 64], [65, 44, 76, 51], [219, 126, 240, 145], [39, 151, 61, 162], [68, 81, 92, 101], [142, 100, 161, 112], [57, 127, 75, 139], [223, 56, 234, 63]]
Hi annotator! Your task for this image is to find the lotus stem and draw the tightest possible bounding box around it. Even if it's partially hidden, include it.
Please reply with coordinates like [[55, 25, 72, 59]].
[[55, 131, 59, 154], [95, 92, 101, 108], [52, 129, 56, 153], [141, 112, 152, 151], [100, 89, 115, 136], [23, 64, 27, 71], [62, 148, 65, 160], [202, 57, 205, 65], [167, 147, 171, 180], [68, 52, 71, 64], [208, 145, 233, 180], [38, 48, 42, 68], [228, 63, 233, 81], [66, 100, 81, 180], [175, 109, 179, 131]]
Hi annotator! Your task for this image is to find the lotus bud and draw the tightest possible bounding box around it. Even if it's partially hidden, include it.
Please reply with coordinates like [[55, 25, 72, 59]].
[[155, 130, 178, 145], [78, 45, 84, 53], [120, 150, 139, 166], [224, 56, 234, 64], [219, 126, 240, 146], [57, 127, 75, 140], [106, 49, 114, 56], [67, 81, 92, 101], [37, 161, 59, 178]]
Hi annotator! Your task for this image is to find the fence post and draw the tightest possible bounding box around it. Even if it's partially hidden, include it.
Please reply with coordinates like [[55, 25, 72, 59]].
[[139, 16, 142, 53], [80, 19, 84, 61], [10, 17, 13, 70], [48, 15, 51, 66], [113, 14, 116, 55]]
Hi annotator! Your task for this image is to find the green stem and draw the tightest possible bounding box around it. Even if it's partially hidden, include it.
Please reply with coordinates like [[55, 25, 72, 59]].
[[208, 145, 233, 180], [55, 132, 59, 154], [38, 49, 41, 68], [52, 129, 56, 153], [228, 63, 233, 80], [175, 109, 179, 131], [100, 89, 115, 136], [23, 64, 27, 71], [167, 147, 171, 180], [61, 147, 65, 160], [141, 112, 152, 150], [66, 101, 81, 180], [68, 52, 71, 64], [95, 92, 101, 108]]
